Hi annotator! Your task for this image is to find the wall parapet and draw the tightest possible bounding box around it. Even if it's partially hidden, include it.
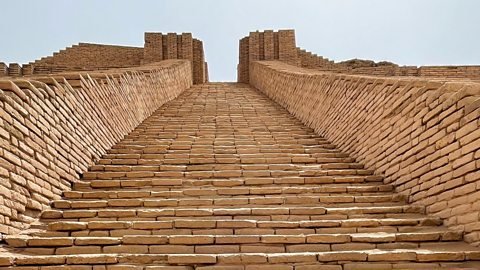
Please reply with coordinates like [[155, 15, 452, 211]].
[[0, 60, 193, 235], [250, 60, 480, 245]]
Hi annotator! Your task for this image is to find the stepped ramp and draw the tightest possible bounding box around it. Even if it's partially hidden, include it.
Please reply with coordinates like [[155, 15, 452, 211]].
[[1, 83, 480, 269]]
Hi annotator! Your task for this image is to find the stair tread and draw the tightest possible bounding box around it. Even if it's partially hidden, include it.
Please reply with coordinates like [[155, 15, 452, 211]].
[[1, 248, 480, 266], [51, 194, 406, 209], [6, 229, 463, 243]]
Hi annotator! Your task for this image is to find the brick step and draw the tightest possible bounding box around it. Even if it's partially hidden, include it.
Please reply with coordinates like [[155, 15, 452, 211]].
[[88, 161, 362, 172], [51, 202, 407, 211], [4, 231, 464, 255], [101, 152, 351, 160], [108, 142, 336, 150], [118, 133, 329, 138], [28, 225, 448, 239], [5, 263, 480, 270], [119, 130, 327, 136], [118, 132, 329, 138], [96, 156, 353, 165], [40, 212, 432, 224], [104, 148, 341, 156], [102, 152, 345, 160], [38, 216, 441, 233], [2, 248, 480, 268], [35, 223, 447, 241], [108, 151, 348, 157], [74, 176, 384, 190], [63, 184, 394, 199], [120, 135, 327, 139], [51, 194, 406, 209], [39, 205, 425, 221], [82, 169, 375, 180], [112, 138, 330, 143], [36, 215, 443, 230], [103, 150, 350, 157]]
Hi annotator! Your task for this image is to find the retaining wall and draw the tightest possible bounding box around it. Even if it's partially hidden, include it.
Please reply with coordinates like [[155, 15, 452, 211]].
[[0, 60, 193, 234], [250, 60, 480, 245]]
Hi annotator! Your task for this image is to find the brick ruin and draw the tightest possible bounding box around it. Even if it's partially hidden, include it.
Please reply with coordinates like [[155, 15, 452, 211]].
[[0, 30, 479, 269]]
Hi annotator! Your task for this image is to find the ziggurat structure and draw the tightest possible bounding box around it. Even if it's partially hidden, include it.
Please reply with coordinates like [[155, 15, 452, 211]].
[[0, 30, 479, 269]]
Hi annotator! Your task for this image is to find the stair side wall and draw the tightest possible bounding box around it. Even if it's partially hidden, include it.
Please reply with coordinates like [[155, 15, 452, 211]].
[[249, 60, 480, 245], [0, 60, 193, 235]]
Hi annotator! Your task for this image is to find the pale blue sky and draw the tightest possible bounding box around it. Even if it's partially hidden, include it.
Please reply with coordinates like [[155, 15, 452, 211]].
[[1, 0, 479, 81]]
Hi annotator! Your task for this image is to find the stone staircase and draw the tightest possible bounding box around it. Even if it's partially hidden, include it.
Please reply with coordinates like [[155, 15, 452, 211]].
[[1, 83, 480, 269]]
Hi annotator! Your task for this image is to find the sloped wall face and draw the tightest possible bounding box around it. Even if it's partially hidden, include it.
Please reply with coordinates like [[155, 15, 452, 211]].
[[0, 60, 192, 234], [250, 61, 480, 245]]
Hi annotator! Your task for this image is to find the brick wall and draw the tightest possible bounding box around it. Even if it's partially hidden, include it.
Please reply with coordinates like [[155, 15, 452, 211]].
[[297, 48, 334, 69], [303, 60, 480, 80], [3, 32, 208, 84], [0, 60, 192, 235], [237, 30, 298, 83], [419, 66, 480, 79], [193, 39, 207, 84], [249, 60, 480, 245], [0, 63, 8, 77], [7, 64, 22, 77], [296, 48, 480, 81], [31, 43, 144, 69], [238, 29, 480, 81], [143, 33, 207, 84]]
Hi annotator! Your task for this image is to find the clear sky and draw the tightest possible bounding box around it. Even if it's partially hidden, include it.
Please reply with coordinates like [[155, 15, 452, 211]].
[[1, 0, 479, 81]]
